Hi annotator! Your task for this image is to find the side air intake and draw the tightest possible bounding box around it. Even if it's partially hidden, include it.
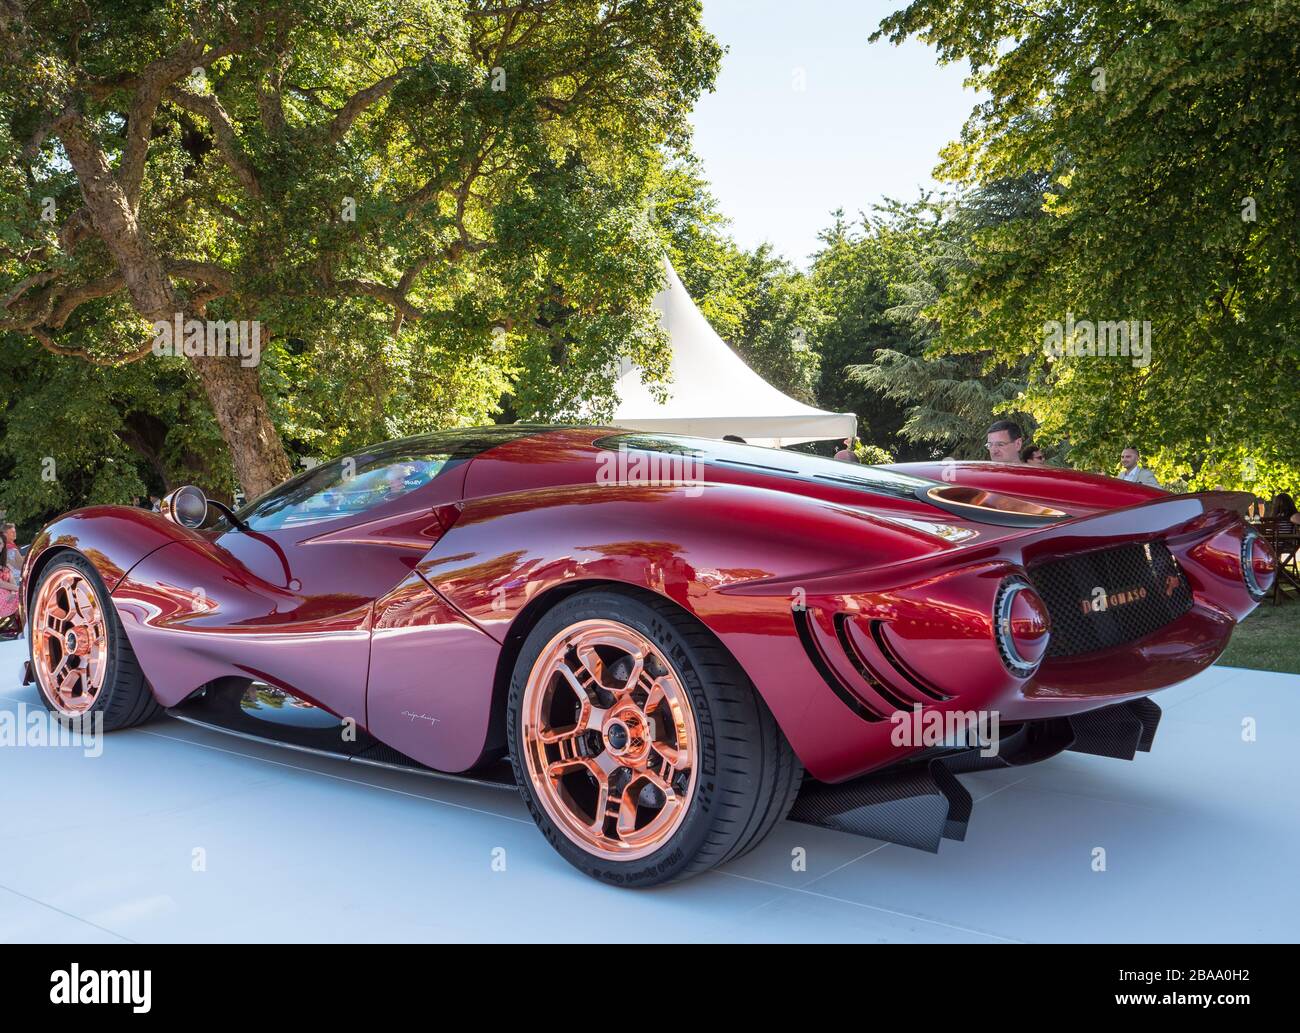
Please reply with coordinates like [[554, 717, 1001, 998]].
[[792, 606, 887, 722], [865, 618, 951, 702], [793, 608, 952, 722], [832, 614, 917, 711]]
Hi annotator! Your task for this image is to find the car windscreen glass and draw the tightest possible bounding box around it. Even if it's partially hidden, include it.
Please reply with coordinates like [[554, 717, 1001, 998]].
[[238, 449, 448, 530], [230, 426, 556, 531]]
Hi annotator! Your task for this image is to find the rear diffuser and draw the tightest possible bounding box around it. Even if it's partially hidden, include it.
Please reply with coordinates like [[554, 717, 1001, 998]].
[[789, 698, 1161, 852]]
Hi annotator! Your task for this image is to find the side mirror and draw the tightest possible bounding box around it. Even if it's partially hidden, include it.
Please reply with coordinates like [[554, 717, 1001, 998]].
[[161, 485, 209, 529]]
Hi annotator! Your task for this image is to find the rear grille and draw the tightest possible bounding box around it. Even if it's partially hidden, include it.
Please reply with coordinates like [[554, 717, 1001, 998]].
[[1028, 540, 1193, 659]]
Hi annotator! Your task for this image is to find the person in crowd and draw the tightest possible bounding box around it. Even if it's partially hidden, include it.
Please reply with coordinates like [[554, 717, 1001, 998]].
[[1118, 446, 1161, 488], [985, 420, 1026, 464], [1271, 492, 1300, 526], [3, 523, 21, 586], [833, 437, 860, 463], [0, 563, 18, 636], [1020, 443, 1046, 466], [0, 524, 19, 637]]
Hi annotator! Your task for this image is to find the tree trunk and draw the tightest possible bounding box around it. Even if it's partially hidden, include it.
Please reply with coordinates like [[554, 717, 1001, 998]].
[[57, 119, 293, 499], [190, 355, 292, 498]]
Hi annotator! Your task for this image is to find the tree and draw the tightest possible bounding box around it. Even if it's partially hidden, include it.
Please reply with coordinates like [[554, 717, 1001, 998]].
[[835, 187, 1041, 459], [811, 201, 941, 459], [0, 333, 233, 532], [0, 0, 721, 495], [873, 0, 1300, 491]]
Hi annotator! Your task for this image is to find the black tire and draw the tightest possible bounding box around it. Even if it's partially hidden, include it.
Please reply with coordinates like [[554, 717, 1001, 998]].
[[507, 588, 802, 886], [29, 553, 160, 730]]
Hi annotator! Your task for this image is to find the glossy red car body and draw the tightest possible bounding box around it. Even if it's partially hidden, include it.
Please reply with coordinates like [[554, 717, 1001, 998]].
[[21, 426, 1262, 784]]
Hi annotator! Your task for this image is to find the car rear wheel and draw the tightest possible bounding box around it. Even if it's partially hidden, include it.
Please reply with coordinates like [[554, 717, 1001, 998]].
[[29, 554, 160, 730], [507, 588, 802, 886]]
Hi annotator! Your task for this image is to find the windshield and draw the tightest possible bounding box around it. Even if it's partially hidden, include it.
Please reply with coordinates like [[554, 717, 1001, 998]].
[[237, 448, 448, 530], [233, 425, 549, 531]]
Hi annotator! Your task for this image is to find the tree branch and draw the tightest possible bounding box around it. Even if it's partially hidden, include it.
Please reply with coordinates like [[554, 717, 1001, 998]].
[[2, 268, 61, 314], [165, 258, 233, 288], [327, 71, 403, 143], [47, 271, 125, 327], [467, 3, 555, 16], [256, 52, 290, 136], [118, 44, 205, 208], [56, 114, 181, 322], [31, 325, 158, 365], [332, 278, 427, 321], [165, 87, 263, 197]]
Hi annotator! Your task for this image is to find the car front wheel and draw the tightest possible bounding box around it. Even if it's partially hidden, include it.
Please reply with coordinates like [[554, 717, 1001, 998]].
[[29, 554, 160, 730]]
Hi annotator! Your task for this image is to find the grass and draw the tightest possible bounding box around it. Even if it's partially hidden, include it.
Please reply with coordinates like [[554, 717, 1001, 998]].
[[1217, 596, 1300, 675]]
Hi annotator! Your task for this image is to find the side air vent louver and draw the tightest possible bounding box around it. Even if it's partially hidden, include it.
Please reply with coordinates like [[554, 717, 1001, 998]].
[[867, 620, 951, 702], [832, 614, 917, 712], [792, 606, 886, 722], [792, 608, 952, 722]]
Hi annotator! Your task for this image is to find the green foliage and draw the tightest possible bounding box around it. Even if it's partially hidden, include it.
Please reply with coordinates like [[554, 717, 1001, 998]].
[[0, 336, 234, 535], [811, 204, 925, 457], [853, 442, 893, 465], [851, 346, 1030, 460], [873, 0, 1300, 493], [814, 194, 1030, 459], [812, 201, 938, 458], [1, 0, 723, 522]]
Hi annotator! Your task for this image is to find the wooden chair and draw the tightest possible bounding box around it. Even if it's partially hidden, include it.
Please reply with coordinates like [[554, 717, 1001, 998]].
[[1264, 517, 1300, 604]]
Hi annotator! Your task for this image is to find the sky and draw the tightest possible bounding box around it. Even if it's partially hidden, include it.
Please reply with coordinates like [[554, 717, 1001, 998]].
[[690, 0, 978, 267]]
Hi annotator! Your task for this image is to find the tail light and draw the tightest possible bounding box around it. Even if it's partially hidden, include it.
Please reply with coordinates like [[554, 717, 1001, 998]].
[[1242, 530, 1276, 601], [995, 577, 1051, 678]]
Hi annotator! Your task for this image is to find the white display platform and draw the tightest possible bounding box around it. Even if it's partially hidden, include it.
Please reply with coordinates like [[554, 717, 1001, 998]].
[[1, 636, 1295, 943]]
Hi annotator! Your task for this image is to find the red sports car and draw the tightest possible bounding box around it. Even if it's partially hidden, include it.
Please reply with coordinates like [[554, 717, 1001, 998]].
[[20, 426, 1273, 885]]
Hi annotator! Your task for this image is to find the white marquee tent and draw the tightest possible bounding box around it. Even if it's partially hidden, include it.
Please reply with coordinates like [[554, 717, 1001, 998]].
[[610, 262, 857, 448]]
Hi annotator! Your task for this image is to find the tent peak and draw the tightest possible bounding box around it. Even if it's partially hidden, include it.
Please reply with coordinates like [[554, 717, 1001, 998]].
[[610, 260, 857, 448]]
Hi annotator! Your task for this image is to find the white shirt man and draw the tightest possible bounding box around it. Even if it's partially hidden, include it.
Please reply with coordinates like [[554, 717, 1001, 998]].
[[1118, 447, 1161, 488]]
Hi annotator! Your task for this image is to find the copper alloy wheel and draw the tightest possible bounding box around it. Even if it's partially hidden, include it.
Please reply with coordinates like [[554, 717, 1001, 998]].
[[32, 568, 109, 717], [521, 619, 699, 860]]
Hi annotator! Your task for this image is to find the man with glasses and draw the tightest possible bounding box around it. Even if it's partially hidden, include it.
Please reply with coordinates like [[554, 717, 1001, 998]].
[[985, 420, 1027, 464]]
